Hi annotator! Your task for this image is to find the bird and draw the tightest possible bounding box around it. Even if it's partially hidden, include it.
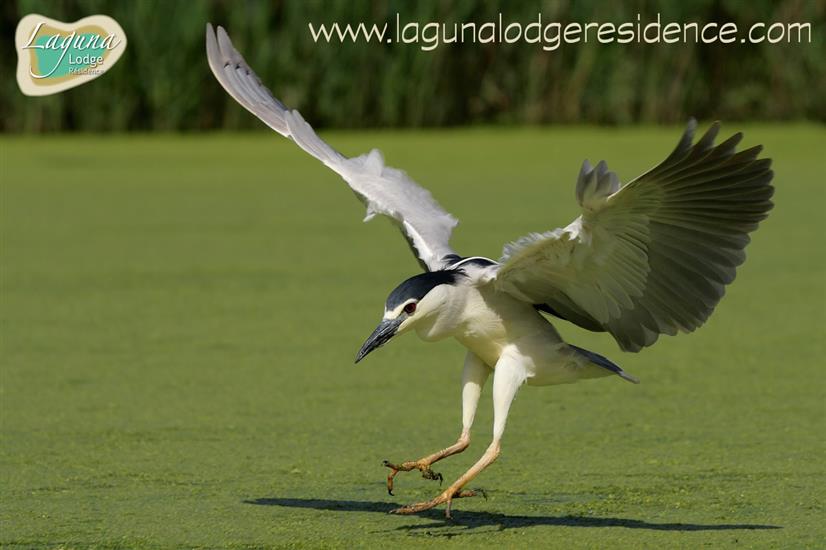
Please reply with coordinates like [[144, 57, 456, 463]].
[[206, 23, 774, 518]]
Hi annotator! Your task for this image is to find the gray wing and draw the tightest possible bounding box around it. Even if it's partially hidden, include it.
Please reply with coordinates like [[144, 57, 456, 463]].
[[494, 120, 774, 352], [205, 24, 458, 271]]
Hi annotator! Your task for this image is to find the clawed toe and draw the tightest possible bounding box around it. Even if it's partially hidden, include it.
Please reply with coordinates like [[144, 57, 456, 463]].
[[457, 487, 486, 500], [389, 497, 442, 515], [390, 487, 487, 518], [383, 459, 442, 495], [420, 467, 443, 484]]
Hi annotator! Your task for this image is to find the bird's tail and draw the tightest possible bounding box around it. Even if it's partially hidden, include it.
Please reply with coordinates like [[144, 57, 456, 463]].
[[570, 344, 640, 384]]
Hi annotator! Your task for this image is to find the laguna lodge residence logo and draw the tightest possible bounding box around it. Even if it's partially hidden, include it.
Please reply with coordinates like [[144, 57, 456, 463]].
[[15, 13, 127, 96]]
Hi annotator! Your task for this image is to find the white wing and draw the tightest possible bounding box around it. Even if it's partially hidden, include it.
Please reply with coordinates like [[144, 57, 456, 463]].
[[205, 24, 459, 271], [494, 120, 774, 352]]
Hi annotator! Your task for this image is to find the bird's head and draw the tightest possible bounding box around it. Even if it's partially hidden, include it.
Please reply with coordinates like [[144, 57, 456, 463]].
[[355, 269, 466, 363]]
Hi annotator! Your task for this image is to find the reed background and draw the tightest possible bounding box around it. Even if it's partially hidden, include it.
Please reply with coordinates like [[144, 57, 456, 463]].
[[1, 0, 824, 132]]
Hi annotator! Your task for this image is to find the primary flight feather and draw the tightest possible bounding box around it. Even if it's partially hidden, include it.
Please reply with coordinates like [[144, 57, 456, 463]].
[[495, 120, 773, 351], [206, 25, 457, 272]]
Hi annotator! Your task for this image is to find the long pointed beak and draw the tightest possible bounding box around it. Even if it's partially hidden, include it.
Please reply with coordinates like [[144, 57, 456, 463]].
[[355, 318, 402, 363]]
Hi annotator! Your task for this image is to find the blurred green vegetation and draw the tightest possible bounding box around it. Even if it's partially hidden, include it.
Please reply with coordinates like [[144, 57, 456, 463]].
[[1, 0, 824, 132]]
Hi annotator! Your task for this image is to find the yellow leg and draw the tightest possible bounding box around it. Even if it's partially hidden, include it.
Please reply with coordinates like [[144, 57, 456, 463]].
[[383, 431, 470, 495], [390, 440, 500, 518], [389, 353, 525, 518], [383, 352, 490, 495]]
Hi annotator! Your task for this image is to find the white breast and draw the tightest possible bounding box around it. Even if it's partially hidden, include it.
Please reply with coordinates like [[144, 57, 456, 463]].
[[453, 285, 564, 368]]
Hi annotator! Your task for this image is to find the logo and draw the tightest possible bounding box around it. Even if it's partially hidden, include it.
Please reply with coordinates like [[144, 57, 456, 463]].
[[15, 14, 127, 96]]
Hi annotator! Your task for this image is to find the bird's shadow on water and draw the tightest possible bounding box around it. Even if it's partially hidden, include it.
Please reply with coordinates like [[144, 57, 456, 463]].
[[244, 497, 781, 535]]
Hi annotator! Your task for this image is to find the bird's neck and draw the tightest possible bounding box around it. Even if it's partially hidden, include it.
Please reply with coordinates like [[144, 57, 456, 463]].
[[414, 283, 550, 353], [413, 285, 469, 342]]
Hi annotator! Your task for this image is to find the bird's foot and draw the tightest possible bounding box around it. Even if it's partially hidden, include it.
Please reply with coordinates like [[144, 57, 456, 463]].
[[389, 487, 486, 519], [383, 459, 443, 495]]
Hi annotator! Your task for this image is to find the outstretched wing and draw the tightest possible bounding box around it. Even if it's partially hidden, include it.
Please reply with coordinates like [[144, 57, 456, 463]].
[[494, 120, 774, 352], [205, 24, 458, 271]]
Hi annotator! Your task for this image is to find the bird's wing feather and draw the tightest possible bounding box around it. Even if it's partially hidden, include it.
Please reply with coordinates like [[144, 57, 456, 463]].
[[493, 120, 774, 352], [206, 24, 458, 271]]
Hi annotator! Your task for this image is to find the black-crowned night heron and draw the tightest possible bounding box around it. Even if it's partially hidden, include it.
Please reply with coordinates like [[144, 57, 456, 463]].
[[206, 24, 774, 518]]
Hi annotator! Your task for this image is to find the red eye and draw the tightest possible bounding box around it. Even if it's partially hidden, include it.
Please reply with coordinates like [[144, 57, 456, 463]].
[[403, 302, 417, 315]]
